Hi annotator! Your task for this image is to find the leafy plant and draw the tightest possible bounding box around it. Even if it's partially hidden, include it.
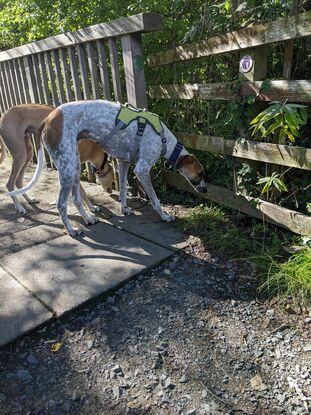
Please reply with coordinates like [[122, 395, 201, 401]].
[[256, 171, 288, 196], [249, 101, 308, 144]]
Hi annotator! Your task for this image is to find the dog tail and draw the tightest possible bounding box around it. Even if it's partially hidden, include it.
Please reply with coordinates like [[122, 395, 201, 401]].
[[5, 145, 45, 197], [0, 136, 6, 165]]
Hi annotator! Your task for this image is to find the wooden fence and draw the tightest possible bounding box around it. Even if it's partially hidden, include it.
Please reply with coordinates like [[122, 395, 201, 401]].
[[0, 12, 161, 175], [148, 11, 311, 236]]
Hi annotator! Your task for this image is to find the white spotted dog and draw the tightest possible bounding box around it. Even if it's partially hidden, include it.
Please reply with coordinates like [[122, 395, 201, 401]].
[[7, 100, 207, 237], [0, 104, 115, 215]]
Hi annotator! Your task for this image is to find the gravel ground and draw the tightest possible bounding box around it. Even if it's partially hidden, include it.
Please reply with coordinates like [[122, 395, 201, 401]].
[[0, 223, 310, 415]]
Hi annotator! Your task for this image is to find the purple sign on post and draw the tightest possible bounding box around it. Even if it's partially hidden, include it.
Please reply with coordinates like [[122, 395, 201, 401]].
[[239, 55, 253, 73]]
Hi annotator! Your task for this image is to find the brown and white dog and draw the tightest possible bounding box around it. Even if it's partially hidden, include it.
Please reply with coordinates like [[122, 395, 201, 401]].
[[7, 100, 207, 236], [0, 104, 115, 214]]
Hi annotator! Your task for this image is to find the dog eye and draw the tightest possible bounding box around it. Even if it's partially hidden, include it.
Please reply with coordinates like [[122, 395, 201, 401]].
[[198, 171, 204, 178]]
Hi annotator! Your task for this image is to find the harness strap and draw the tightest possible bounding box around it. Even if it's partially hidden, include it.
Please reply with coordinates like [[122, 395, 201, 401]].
[[168, 140, 184, 165], [130, 117, 146, 160], [91, 153, 108, 175]]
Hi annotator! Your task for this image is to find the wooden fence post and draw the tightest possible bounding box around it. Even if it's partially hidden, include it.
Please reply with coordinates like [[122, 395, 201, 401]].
[[121, 33, 147, 109], [121, 33, 149, 197]]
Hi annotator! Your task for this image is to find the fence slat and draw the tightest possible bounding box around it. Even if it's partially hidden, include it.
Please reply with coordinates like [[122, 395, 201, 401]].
[[45, 52, 59, 106], [18, 58, 31, 103], [177, 132, 311, 170], [68, 46, 82, 100], [2, 62, 13, 107], [86, 42, 100, 99], [76, 44, 91, 99], [52, 49, 66, 103], [24, 56, 39, 103], [0, 64, 10, 109], [13, 59, 25, 104], [149, 80, 311, 102], [0, 74, 5, 112], [96, 40, 111, 99], [165, 171, 311, 236], [5, 61, 17, 106], [59, 48, 73, 102], [9, 60, 22, 105], [148, 11, 311, 67], [108, 38, 122, 101], [38, 53, 51, 104], [31, 54, 45, 103]]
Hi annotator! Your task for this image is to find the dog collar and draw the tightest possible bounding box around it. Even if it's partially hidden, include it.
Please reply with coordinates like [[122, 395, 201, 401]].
[[167, 140, 184, 165], [91, 153, 108, 175]]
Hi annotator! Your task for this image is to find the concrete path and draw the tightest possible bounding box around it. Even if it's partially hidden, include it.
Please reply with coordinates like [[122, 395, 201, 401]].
[[0, 160, 186, 347]]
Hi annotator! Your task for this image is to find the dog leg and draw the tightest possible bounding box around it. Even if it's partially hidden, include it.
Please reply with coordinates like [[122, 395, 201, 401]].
[[16, 134, 38, 205], [6, 153, 28, 215], [134, 163, 175, 222], [57, 175, 81, 237], [79, 183, 100, 213], [117, 159, 131, 215], [71, 156, 99, 226]]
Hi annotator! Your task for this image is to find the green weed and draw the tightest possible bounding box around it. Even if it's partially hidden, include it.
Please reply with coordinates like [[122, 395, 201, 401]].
[[179, 204, 310, 305]]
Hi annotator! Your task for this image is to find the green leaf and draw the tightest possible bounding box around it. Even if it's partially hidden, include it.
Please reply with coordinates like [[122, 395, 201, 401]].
[[273, 178, 288, 193], [224, 0, 231, 13]]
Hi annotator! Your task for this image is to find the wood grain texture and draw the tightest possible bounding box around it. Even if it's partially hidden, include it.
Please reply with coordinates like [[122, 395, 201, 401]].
[[149, 80, 311, 102], [68, 47, 82, 100], [59, 48, 73, 102], [108, 38, 122, 102], [165, 171, 311, 236], [177, 132, 311, 170], [38, 53, 52, 104], [86, 42, 100, 99], [13, 59, 25, 104], [52, 50, 66, 104], [121, 33, 147, 108], [148, 11, 311, 67], [96, 40, 111, 100], [45, 52, 59, 106], [23, 56, 39, 103], [76, 44, 91, 99]]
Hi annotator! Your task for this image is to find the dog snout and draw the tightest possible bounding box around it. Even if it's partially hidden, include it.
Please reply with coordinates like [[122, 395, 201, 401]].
[[196, 184, 207, 193]]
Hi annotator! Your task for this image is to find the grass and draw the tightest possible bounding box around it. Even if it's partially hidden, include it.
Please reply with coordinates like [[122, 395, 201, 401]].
[[260, 250, 311, 305], [178, 204, 311, 306]]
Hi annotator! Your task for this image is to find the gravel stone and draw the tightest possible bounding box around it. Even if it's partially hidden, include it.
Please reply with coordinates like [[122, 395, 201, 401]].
[[0, 232, 309, 415]]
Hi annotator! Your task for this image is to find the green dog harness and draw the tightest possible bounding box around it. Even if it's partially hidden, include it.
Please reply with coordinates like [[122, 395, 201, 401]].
[[104, 103, 167, 159]]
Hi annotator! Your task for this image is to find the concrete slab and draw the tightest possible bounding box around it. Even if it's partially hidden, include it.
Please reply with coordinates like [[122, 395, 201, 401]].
[[0, 267, 52, 346], [2, 222, 173, 317], [88, 194, 187, 251]]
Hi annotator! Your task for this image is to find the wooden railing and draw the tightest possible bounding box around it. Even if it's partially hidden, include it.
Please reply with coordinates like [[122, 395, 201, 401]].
[[148, 12, 311, 236], [0, 13, 162, 173], [0, 12, 161, 110]]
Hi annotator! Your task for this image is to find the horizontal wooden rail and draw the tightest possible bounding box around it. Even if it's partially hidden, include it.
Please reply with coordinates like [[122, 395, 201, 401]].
[[0, 13, 161, 62], [177, 133, 311, 170], [165, 171, 311, 236], [149, 80, 311, 102], [148, 11, 311, 67]]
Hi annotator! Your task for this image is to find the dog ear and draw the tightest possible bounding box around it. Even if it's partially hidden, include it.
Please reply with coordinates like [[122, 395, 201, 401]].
[[176, 155, 193, 168]]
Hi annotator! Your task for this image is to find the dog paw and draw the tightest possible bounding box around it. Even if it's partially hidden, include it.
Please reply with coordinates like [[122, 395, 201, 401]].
[[84, 215, 99, 225], [24, 195, 39, 204], [160, 212, 175, 222], [15, 204, 27, 215], [68, 228, 82, 237], [122, 206, 132, 216]]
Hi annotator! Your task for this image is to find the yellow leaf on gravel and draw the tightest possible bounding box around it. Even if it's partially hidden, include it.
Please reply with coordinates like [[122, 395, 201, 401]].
[[51, 342, 62, 352]]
